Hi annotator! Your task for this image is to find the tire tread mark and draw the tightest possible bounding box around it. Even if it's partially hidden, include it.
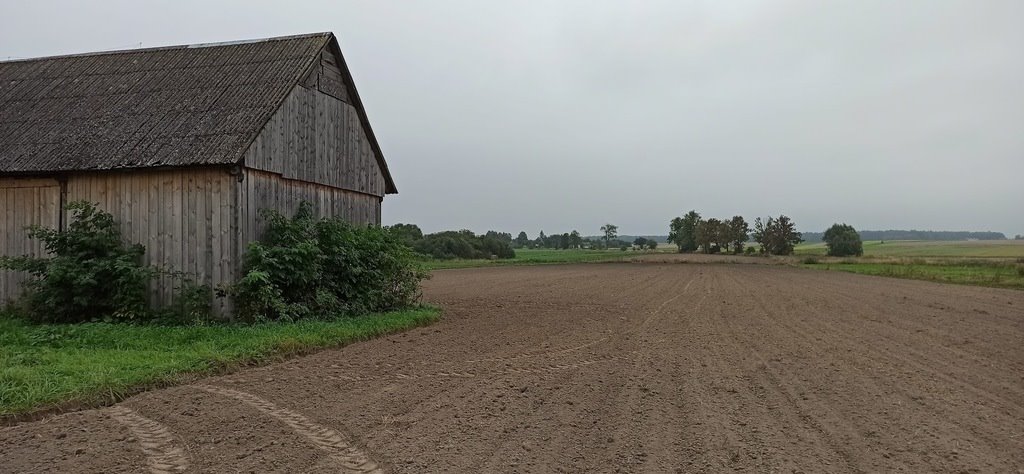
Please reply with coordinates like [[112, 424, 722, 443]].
[[107, 406, 190, 474], [195, 384, 381, 473]]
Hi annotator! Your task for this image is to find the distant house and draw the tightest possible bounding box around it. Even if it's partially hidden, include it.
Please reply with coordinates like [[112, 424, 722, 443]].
[[0, 33, 397, 313]]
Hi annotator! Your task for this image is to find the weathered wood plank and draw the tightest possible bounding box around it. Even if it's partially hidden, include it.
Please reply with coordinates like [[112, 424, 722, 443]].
[[0, 178, 60, 302], [235, 168, 380, 249], [242, 84, 386, 202]]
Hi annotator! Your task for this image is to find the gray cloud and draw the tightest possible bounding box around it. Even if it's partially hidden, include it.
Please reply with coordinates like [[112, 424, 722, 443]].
[[3, 0, 1021, 236]]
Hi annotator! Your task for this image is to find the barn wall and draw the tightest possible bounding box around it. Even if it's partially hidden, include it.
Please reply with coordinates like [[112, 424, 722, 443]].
[[236, 168, 381, 260], [64, 169, 238, 312], [244, 84, 387, 197], [301, 48, 352, 104], [0, 178, 61, 302]]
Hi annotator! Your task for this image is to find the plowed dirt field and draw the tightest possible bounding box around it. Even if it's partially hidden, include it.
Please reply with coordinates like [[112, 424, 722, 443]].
[[3, 264, 1023, 472]]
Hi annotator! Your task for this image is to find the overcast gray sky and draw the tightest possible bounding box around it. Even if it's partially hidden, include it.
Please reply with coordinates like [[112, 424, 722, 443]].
[[2, 1, 1021, 237]]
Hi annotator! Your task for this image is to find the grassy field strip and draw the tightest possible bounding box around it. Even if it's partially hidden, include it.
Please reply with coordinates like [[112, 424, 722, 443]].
[[0, 307, 440, 420], [802, 262, 1024, 290], [795, 240, 1024, 258]]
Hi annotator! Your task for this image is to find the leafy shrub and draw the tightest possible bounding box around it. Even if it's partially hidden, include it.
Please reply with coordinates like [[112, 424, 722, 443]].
[[802, 256, 820, 264], [0, 201, 157, 323], [154, 280, 214, 324], [412, 230, 515, 260], [823, 223, 863, 257], [230, 202, 426, 322], [743, 246, 756, 255]]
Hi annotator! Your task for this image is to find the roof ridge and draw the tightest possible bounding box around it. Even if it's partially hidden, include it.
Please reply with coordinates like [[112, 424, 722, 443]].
[[0, 32, 333, 64]]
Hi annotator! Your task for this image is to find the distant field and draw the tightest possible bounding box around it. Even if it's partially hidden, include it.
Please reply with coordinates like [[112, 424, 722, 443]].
[[794, 240, 1024, 258], [422, 248, 666, 270]]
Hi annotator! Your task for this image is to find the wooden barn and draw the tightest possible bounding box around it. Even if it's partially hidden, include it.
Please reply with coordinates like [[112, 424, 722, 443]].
[[0, 32, 397, 313]]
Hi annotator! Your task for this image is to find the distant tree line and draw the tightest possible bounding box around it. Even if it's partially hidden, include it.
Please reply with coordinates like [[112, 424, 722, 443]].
[[668, 210, 803, 255], [515, 229, 585, 249], [513, 224, 648, 251], [387, 224, 515, 260], [801, 230, 1007, 242]]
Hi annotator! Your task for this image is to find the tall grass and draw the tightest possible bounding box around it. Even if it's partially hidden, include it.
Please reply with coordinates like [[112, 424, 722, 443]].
[[0, 306, 440, 418]]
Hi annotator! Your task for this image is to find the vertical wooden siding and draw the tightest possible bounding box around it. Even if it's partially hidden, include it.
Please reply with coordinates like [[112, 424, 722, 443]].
[[0, 178, 60, 302], [236, 168, 381, 259], [63, 169, 237, 312], [244, 85, 387, 198]]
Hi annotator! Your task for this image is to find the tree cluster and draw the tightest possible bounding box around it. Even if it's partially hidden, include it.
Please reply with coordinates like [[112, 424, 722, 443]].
[[515, 228, 637, 250], [668, 211, 750, 254], [521, 230, 585, 249], [632, 237, 659, 250], [752, 215, 803, 255], [386, 224, 516, 260]]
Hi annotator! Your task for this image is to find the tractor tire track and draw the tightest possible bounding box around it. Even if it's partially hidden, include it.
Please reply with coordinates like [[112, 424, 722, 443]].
[[106, 406, 190, 474], [195, 385, 382, 473]]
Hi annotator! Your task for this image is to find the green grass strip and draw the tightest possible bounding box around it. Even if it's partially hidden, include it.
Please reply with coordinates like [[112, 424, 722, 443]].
[[0, 306, 440, 419], [802, 262, 1024, 290]]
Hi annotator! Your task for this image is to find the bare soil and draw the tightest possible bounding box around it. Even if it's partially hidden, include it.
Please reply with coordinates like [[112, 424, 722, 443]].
[[3, 263, 1023, 473]]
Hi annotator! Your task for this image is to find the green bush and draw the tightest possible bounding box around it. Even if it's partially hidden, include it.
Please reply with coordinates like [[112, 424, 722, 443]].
[[823, 223, 864, 257], [744, 246, 756, 255], [412, 230, 515, 260], [0, 201, 157, 323], [802, 256, 820, 264], [230, 202, 426, 322]]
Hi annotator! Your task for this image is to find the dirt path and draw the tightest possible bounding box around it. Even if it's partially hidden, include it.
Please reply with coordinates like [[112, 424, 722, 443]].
[[2, 264, 1022, 472]]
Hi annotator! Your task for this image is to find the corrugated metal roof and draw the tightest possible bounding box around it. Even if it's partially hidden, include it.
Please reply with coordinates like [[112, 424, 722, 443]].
[[0, 33, 330, 172]]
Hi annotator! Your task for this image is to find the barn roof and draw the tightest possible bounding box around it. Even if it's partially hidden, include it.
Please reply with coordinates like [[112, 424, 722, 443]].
[[0, 32, 397, 193]]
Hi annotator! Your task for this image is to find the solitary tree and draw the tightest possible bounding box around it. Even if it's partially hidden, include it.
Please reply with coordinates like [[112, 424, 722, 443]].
[[646, 239, 658, 250], [600, 224, 618, 248], [728, 216, 749, 254], [633, 237, 649, 250], [823, 223, 863, 256]]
